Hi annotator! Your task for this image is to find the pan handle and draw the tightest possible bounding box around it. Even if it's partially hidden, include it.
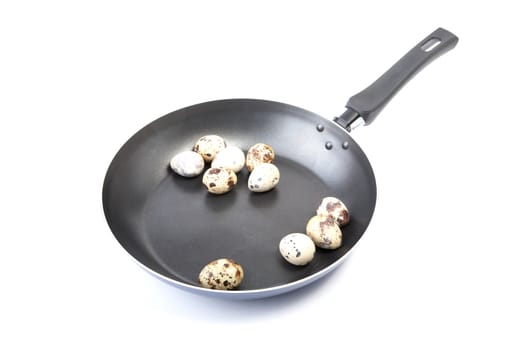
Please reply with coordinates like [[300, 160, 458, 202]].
[[334, 28, 458, 131]]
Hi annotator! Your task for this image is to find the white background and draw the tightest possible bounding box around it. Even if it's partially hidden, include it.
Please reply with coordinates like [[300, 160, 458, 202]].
[[1, 1, 524, 348]]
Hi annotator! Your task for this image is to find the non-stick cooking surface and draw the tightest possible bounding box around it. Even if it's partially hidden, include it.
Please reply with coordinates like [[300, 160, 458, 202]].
[[103, 99, 376, 296]]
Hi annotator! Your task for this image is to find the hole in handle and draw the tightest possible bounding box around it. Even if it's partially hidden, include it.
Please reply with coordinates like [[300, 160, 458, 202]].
[[421, 37, 441, 52]]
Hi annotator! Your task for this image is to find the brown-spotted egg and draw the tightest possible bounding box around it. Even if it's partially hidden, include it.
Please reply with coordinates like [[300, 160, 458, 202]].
[[198, 258, 244, 290], [202, 167, 237, 194], [246, 143, 275, 172], [316, 197, 350, 226], [306, 215, 343, 250], [193, 135, 226, 162]]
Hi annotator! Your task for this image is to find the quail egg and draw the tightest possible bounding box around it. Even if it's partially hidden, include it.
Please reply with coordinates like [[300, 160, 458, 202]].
[[306, 215, 343, 250], [211, 146, 245, 173], [316, 197, 350, 226], [193, 135, 227, 162], [247, 163, 280, 192], [279, 233, 316, 266], [202, 167, 237, 194], [169, 151, 205, 177], [246, 143, 275, 172], [198, 258, 244, 290]]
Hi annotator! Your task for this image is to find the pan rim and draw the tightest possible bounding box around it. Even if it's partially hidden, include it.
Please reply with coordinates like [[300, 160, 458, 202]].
[[102, 98, 377, 299]]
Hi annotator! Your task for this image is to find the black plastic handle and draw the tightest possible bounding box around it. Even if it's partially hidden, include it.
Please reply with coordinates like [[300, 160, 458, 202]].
[[335, 28, 458, 131]]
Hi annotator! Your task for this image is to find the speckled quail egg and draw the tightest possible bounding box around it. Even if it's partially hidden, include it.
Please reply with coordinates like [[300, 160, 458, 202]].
[[169, 151, 205, 177], [279, 233, 316, 266], [202, 167, 237, 194], [246, 143, 275, 172], [247, 163, 280, 192], [306, 215, 343, 250], [198, 258, 244, 290], [211, 146, 245, 173], [193, 135, 227, 162], [316, 197, 350, 226]]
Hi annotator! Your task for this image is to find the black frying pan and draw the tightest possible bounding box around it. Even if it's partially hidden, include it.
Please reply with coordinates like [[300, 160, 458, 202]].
[[103, 28, 458, 299]]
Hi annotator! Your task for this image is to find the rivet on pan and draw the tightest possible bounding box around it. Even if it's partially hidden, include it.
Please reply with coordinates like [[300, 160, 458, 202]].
[[342, 141, 349, 149], [316, 124, 325, 132], [325, 141, 333, 150]]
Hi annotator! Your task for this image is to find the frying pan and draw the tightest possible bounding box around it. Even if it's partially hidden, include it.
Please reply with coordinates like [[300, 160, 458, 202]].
[[103, 28, 458, 299]]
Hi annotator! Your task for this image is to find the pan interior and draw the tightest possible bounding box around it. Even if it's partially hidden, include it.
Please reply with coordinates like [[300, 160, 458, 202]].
[[103, 99, 376, 291]]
